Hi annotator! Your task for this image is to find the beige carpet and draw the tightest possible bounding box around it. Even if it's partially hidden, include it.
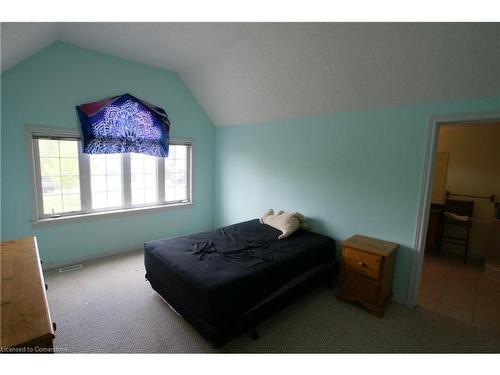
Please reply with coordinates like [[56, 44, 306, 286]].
[[44, 250, 500, 353]]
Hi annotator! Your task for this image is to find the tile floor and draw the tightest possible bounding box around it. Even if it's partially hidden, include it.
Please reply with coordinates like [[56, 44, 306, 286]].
[[418, 253, 500, 335]]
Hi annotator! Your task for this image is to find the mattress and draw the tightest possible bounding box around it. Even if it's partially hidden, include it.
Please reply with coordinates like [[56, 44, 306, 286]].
[[144, 219, 336, 342]]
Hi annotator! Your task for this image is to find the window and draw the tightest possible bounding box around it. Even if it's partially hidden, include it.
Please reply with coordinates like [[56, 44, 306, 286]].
[[90, 154, 123, 209], [28, 127, 192, 221], [38, 138, 82, 215], [165, 145, 188, 202], [131, 153, 158, 205]]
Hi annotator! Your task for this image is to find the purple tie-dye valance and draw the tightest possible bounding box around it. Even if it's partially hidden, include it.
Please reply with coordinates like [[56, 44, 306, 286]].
[[76, 93, 170, 157]]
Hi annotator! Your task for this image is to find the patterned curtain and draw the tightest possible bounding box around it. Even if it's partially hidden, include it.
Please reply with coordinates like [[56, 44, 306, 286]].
[[76, 93, 170, 157]]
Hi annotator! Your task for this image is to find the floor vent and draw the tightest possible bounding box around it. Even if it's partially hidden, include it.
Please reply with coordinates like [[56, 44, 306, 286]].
[[58, 264, 83, 273]]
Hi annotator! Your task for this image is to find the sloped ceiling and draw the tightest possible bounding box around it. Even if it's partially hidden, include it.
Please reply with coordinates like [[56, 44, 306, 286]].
[[1, 23, 58, 72], [2, 22, 499, 126]]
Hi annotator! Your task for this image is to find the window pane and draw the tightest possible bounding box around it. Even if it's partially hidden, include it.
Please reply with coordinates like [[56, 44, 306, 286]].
[[92, 192, 108, 209], [107, 175, 121, 191], [144, 174, 156, 187], [40, 158, 61, 176], [131, 156, 143, 174], [60, 158, 79, 175], [107, 191, 122, 207], [165, 159, 175, 172], [61, 176, 80, 194], [165, 174, 175, 187], [42, 176, 61, 195], [38, 139, 59, 157], [38, 139, 81, 215], [90, 154, 123, 209], [168, 146, 176, 159], [144, 189, 156, 204], [176, 146, 186, 159], [63, 194, 81, 212], [130, 153, 158, 206], [90, 154, 106, 175], [43, 195, 62, 214], [165, 188, 175, 202], [175, 186, 187, 201], [106, 155, 121, 174], [144, 160, 156, 174], [132, 191, 145, 205], [91, 175, 107, 192], [131, 175, 145, 190], [176, 172, 186, 185], [165, 145, 189, 202], [60, 141, 78, 157]]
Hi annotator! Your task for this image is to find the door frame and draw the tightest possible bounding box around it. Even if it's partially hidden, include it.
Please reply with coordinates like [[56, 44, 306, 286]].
[[406, 111, 500, 308]]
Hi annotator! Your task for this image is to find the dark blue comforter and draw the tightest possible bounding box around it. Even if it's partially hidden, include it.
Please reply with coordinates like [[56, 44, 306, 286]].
[[144, 219, 335, 326]]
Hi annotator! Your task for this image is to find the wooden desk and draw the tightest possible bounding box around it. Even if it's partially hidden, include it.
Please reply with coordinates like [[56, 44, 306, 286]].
[[1, 237, 55, 353]]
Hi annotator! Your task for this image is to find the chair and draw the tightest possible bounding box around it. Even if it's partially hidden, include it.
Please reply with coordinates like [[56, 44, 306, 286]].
[[438, 199, 474, 263]]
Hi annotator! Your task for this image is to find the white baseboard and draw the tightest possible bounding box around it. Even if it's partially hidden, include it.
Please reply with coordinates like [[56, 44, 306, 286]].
[[42, 246, 142, 271]]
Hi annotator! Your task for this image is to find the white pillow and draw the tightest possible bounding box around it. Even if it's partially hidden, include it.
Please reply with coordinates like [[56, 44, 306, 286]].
[[260, 209, 308, 239]]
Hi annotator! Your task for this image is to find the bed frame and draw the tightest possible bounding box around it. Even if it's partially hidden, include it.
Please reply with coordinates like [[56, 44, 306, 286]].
[[146, 263, 338, 348]]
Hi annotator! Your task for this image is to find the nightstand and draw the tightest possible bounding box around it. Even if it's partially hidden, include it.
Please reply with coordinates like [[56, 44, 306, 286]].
[[337, 234, 398, 318]]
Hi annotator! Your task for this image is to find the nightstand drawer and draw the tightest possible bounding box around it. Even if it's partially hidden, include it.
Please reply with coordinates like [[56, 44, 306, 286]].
[[343, 271, 379, 306], [344, 246, 382, 280]]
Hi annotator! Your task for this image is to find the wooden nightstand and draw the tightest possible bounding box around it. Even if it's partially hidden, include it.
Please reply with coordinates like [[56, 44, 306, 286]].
[[337, 235, 398, 318]]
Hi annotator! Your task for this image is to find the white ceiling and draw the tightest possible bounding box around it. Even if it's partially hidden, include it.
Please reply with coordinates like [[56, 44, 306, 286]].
[[2, 23, 499, 126], [1, 23, 58, 73]]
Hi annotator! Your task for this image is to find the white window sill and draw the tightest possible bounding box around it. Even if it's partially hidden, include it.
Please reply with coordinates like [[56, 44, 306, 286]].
[[31, 201, 194, 227]]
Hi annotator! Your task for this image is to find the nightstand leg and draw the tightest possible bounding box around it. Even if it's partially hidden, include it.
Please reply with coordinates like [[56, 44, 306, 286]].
[[368, 307, 384, 318]]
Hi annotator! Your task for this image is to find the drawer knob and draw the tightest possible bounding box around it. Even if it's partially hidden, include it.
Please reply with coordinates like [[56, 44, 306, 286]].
[[358, 261, 365, 267]]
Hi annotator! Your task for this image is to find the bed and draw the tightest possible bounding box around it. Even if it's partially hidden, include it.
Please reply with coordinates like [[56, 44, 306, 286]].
[[144, 219, 337, 347]]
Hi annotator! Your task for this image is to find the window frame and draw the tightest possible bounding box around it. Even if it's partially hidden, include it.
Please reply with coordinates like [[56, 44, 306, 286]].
[[26, 125, 193, 224]]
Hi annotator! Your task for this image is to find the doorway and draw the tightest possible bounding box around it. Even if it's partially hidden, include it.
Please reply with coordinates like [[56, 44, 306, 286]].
[[408, 113, 500, 334]]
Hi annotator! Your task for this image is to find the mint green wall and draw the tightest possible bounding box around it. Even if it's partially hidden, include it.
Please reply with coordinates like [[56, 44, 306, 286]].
[[1, 42, 215, 267], [214, 96, 500, 304]]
